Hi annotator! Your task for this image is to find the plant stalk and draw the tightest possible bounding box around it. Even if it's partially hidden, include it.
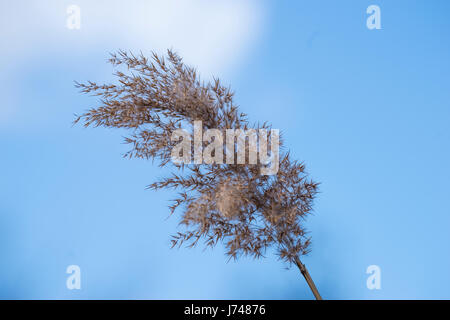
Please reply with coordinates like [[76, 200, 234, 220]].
[[294, 257, 322, 300]]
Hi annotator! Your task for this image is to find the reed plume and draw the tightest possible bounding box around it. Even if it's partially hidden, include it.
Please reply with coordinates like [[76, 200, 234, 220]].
[[74, 49, 322, 299]]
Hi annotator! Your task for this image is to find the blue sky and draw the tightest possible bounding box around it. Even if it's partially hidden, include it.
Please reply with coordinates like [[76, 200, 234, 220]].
[[1, 0, 449, 299]]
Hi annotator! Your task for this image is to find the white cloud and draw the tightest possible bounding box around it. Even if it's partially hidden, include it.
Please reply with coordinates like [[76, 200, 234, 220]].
[[0, 0, 264, 126], [1, 0, 264, 74]]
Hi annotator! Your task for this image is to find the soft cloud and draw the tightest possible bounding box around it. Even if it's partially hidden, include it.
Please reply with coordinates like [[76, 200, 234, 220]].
[[1, 0, 264, 74], [0, 0, 264, 126]]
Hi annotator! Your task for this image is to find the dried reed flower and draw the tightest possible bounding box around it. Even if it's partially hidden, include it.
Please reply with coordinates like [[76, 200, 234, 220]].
[[74, 49, 322, 299], [215, 178, 246, 220]]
